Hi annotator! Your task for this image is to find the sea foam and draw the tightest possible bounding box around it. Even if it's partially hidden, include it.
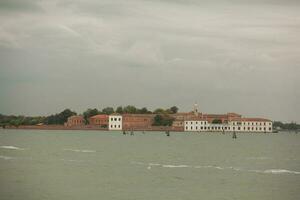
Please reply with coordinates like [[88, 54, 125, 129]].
[[63, 149, 96, 153], [131, 161, 300, 175], [0, 146, 24, 150]]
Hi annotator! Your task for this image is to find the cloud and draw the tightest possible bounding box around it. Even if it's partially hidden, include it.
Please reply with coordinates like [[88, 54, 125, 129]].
[[0, 0, 299, 122], [0, 0, 43, 13]]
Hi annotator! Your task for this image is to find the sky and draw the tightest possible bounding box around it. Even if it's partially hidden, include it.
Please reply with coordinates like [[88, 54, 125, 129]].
[[0, 0, 299, 122]]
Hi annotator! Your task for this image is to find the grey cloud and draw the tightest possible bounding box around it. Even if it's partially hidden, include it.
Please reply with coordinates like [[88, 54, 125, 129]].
[[0, 0, 299, 122], [0, 0, 43, 13]]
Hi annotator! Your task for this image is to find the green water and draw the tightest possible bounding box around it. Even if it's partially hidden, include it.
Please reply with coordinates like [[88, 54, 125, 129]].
[[0, 130, 299, 200]]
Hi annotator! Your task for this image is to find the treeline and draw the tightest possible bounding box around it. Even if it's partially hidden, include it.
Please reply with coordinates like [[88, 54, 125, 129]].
[[273, 121, 300, 131], [0, 106, 178, 127], [0, 109, 76, 127]]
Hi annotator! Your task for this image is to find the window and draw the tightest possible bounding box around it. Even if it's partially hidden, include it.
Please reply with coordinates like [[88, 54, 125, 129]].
[[186, 126, 188, 130], [248, 127, 250, 130], [201, 126, 203, 130], [196, 126, 198, 130], [186, 122, 188, 125], [191, 126, 193, 130], [118, 125, 120, 128], [119, 118, 121, 121], [269, 127, 271, 131], [111, 125, 113, 128], [238, 127, 241, 130]]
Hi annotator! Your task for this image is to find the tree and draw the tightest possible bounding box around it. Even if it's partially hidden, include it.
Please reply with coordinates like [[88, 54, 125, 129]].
[[212, 119, 222, 124], [153, 108, 165, 114], [44, 109, 76, 125], [102, 107, 114, 115], [152, 114, 174, 126], [83, 108, 99, 123], [116, 106, 123, 114], [170, 106, 178, 114], [123, 105, 137, 114], [139, 107, 151, 114]]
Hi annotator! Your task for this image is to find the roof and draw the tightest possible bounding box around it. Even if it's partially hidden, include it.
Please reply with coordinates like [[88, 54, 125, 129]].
[[89, 114, 108, 119], [122, 114, 156, 117], [241, 118, 271, 122], [68, 115, 84, 119]]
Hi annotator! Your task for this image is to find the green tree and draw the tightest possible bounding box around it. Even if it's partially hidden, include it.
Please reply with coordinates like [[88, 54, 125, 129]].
[[153, 108, 165, 114], [123, 105, 137, 114], [102, 107, 114, 115], [83, 108, 99, 123], [212, 119, 222, 124], [116, 106, 123, 114], [170, 106, 178, 114], [152, 114, 174, 126]]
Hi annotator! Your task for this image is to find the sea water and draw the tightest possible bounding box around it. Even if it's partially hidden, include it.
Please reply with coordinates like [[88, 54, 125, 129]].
[[0, 129, 299, 200]]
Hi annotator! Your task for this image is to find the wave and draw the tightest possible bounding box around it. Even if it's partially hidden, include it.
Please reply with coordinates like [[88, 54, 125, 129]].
[[246, 157, 271, 160], [131, 161, 300, 175], [162, 164, 189, 168], [60, 158, 86, 163], [63, 149, 96, 153], [261, 169, 300, 175], [0, 145, 24, 150], [0, 155, 14, 160]]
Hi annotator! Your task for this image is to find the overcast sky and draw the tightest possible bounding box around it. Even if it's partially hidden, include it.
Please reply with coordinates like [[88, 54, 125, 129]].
[[0, 0, 299, 122]]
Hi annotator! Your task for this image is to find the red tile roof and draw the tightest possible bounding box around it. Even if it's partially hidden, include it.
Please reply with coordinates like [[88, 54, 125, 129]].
[[89, 114, 108, 119]]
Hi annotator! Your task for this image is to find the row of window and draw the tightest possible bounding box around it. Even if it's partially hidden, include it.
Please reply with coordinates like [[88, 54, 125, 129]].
[[186, 126, 272, 131], [110, 125, 121, 128], [232, 122, 272, 126], [185, 121, 207, 125], [71, 120, 83, 124], [110, 117, 121, 121]]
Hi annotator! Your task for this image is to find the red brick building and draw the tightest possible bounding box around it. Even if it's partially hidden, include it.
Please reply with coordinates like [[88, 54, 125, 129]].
[[65, 115, 85, 127], [89, 115, 109, 127], [122, 114, 155, 130]]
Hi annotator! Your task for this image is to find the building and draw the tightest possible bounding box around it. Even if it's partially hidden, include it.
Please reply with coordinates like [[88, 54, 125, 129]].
[[109, 114, 122, 130], [122, 114, 155, 130], [184, 117, 272, 133], [65, 115, 85, 127], [89, 114, 109, 127], [183, 104, 272, 133]]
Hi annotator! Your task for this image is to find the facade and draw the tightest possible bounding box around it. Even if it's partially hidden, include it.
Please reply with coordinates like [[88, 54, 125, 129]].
[[65, 115, 85, 127], [184, 118, 272, 133], [109, 114, 122, 130], [122, 114, 155, 130], [89, 114, 109, 127]]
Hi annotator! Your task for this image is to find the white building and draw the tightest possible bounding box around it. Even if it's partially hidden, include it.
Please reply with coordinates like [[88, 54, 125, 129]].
[[109, 114, 122, 130], [184, 120, 208, 131], [184, 118, 272, 133]]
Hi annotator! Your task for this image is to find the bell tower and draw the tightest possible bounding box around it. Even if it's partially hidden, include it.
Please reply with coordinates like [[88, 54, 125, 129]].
[[193, 103, 199, 116]]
